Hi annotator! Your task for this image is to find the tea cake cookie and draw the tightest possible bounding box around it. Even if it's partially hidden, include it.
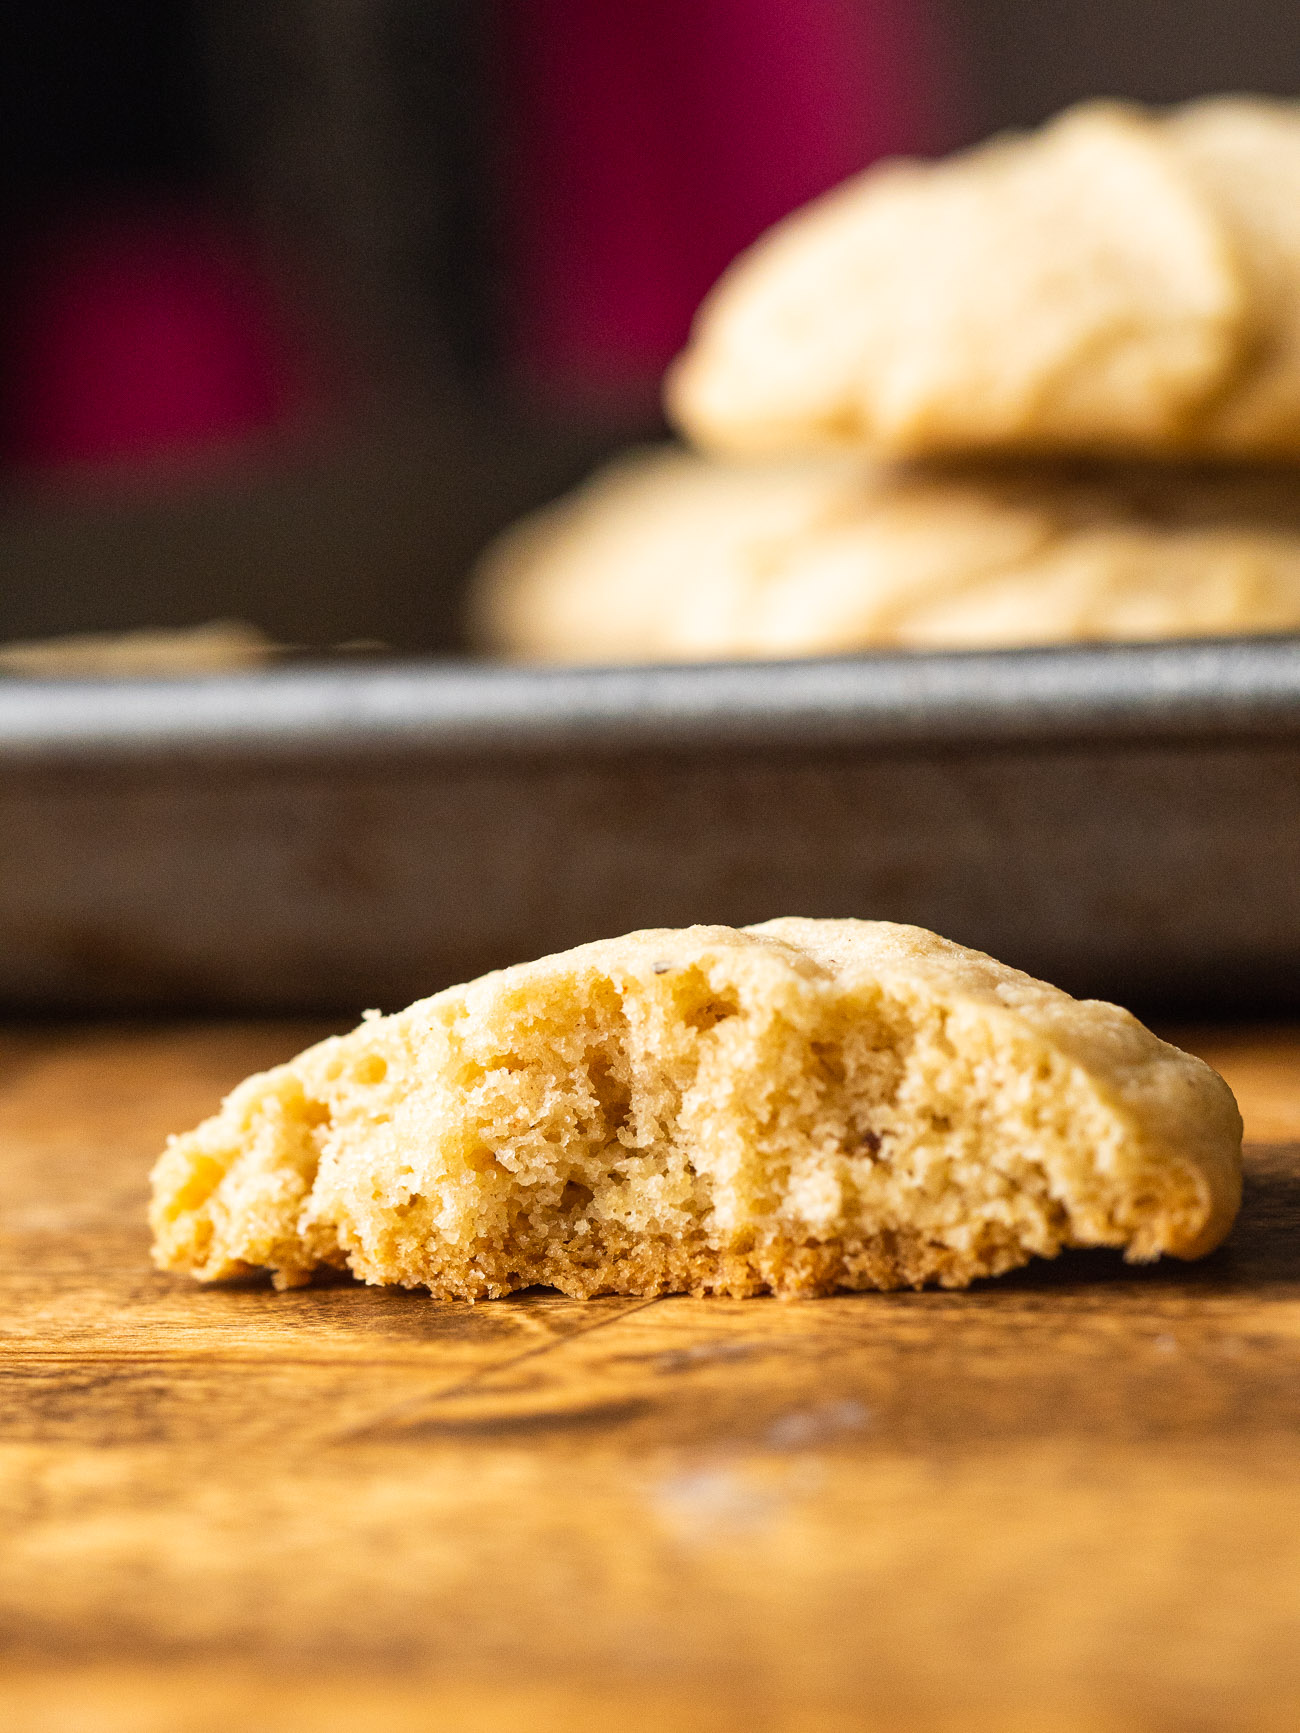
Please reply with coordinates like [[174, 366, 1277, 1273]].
[[472, 446, 1044, 661], [1169, 97, 1300, 454], [667, 102, 1245, 460], [469, 445, 1300, 661], [0, 620, 275, 679], [150, 919, 1242, 1299]]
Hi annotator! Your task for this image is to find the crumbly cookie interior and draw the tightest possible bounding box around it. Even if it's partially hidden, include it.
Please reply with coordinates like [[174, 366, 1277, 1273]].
[[150, 934, 1213, 1299]]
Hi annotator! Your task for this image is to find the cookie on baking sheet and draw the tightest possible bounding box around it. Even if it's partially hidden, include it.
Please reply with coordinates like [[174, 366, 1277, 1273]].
[[1168, 97, 1300, 455], [468, 447, 1050, 661], [667, 102, 1246, 461], [150, 919, 1242, 1299], [467, 444, 1300, 662], [0, 621, 275, 678]]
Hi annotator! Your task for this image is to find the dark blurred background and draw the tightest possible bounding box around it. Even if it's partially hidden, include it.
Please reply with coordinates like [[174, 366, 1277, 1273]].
[[2, 0, 1298, 654]]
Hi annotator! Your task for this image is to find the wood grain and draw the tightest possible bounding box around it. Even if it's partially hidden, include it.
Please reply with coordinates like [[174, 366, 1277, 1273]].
[[2, 1020, 1299, 1732]]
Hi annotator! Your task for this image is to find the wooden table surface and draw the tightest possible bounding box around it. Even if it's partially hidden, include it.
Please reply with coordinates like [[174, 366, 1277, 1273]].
[[3, 1019, 1299, 1733]]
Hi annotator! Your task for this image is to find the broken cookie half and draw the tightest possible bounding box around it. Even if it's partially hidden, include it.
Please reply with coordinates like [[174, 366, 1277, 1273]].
[[149, 921, 1242, 1299]]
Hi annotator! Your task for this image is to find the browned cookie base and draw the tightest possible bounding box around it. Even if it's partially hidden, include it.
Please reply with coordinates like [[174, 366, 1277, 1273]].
[[323, 1222, 1037, 1301]]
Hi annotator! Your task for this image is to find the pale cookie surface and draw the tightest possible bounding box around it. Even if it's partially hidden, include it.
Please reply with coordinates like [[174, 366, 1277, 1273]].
[[469, 445, 1300, 662], [150, 920, 1242, 1300], [1169, 97, 1300, 454], [667, 102, 1245, 460]]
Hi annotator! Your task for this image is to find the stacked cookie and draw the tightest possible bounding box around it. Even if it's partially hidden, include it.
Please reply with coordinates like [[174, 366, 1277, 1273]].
[[471, 97, 1300, 663]]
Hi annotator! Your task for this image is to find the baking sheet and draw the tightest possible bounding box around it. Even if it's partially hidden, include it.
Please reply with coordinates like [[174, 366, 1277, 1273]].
[[5, 637, 1300, 1015]]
